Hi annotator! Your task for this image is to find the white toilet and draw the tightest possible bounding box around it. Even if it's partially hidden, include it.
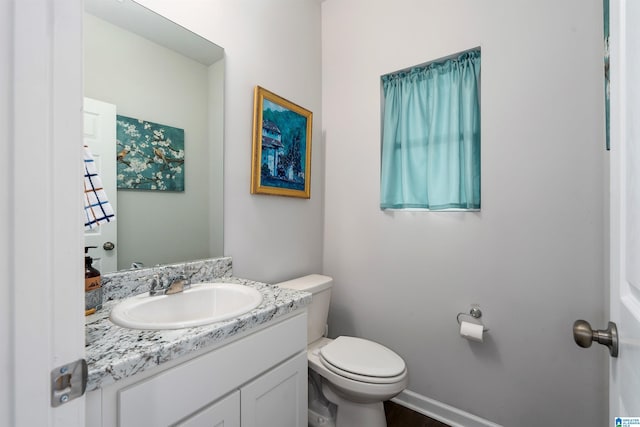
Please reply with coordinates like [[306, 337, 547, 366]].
[[277, 274, 408, 427]]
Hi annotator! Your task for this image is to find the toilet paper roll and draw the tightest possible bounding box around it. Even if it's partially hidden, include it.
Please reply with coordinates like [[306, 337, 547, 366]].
[[460, 320, 484, 343]]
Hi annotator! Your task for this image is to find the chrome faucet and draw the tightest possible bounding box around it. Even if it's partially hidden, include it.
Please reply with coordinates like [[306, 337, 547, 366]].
[[149, 274, 191, 296]]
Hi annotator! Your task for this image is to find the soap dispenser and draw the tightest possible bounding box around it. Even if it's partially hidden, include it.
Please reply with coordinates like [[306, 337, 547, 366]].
[[85, 246, 102, 315]]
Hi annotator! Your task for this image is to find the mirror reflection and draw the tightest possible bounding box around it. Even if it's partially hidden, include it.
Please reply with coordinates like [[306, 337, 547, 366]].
[[83, 0, 224, 273]]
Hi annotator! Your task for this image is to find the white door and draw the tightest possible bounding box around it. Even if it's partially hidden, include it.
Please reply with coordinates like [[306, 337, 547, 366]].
[[83, 97, 118, 273], [609, 0, 640, 419], [4, 0, 85, 426]]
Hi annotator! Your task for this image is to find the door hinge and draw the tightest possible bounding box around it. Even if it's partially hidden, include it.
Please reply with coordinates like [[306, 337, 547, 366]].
[[50, 359, 88, 407]]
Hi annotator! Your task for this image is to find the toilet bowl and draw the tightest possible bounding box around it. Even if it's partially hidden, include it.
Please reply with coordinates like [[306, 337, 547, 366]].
[[277, 275, 408, 427]]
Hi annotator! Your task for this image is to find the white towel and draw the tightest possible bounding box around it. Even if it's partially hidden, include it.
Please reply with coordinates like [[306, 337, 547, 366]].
[[83, 144, 115, 230]]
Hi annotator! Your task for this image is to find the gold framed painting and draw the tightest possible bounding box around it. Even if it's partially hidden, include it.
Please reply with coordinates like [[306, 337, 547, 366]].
[[251, 86, 312, 198]]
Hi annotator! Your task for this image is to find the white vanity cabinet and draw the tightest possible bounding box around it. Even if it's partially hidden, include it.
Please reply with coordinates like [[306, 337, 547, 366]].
[[86, 312, 307, 427], [176, 390, 240, 427], [240, 351, 307, 427]]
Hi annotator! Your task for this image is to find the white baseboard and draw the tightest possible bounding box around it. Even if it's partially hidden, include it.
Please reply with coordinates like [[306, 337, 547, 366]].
[[391, 390, 503, 427]]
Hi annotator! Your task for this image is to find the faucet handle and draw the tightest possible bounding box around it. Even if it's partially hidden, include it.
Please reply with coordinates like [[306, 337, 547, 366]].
[[149, 274, 162, 296], [165, 276, 190, 295]]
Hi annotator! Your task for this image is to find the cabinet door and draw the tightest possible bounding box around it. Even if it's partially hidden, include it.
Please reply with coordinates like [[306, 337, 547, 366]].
[[241, 351, 307, 427], [176, 391, 240, 427]]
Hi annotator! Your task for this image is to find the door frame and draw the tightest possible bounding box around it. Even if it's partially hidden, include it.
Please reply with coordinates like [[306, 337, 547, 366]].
[[609, 0, 640, 419], [609, 0, 623, 417], [2, 0, 85, 425]]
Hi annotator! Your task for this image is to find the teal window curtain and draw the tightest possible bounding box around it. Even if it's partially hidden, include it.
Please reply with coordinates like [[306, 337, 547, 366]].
[[380, 50, 481, 210]]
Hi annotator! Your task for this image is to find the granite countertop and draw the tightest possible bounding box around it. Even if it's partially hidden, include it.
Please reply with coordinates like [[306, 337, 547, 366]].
[[85, 276, 311, 392]]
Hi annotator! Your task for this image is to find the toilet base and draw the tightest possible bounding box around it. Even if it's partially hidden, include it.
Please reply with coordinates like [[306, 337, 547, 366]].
[[309, 370, 336, 427], [322, 380, 387, 427], [308, 408, 336, 427]]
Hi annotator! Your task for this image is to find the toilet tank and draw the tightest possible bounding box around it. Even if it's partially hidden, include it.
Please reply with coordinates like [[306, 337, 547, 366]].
[[276, 274, 332, 344]]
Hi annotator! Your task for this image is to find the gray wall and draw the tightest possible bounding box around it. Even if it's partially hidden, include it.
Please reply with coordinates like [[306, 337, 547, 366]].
[[0, 0, 10, 424], [321, 0, 607, 426], [137, 0, 325, 283], [131, 0, 607, 424]]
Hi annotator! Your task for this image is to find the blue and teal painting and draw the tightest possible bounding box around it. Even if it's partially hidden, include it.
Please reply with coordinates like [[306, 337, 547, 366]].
[[116, 115, 185, 191], [260, 99, 307, 191]]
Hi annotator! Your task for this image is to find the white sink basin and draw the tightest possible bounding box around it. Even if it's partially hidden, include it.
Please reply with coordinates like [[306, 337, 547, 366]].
[[110, 283, 263, 330]]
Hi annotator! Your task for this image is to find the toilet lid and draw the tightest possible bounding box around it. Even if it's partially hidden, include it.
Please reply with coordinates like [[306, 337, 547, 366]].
[[319, 336, 406, 379]]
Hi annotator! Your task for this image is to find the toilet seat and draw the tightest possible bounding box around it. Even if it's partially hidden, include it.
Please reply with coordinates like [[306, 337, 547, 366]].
[[319, 336, 407, 385], [307, 336, 409, 407]]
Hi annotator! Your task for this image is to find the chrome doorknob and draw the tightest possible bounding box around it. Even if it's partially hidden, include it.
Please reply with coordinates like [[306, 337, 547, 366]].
[[573, 319, 618, 357], [103, 241, 115, 251]]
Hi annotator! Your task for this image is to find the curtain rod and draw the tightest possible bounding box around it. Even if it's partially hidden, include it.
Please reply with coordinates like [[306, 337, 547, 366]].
[[384, 46, 480, 77]]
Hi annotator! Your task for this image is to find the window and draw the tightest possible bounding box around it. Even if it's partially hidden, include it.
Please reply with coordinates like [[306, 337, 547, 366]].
[[380, 49, 481, 210]]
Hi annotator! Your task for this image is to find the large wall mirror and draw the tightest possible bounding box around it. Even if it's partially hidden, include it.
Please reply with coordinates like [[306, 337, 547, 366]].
[[83, 0, 224, 273]]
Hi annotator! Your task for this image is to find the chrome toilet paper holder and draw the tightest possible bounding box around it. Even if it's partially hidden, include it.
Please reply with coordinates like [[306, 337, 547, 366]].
[[456, 306, 489, 332]]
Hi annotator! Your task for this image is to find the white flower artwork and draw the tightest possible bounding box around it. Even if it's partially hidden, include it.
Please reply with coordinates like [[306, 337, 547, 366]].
[[116, 115, 185, 191]]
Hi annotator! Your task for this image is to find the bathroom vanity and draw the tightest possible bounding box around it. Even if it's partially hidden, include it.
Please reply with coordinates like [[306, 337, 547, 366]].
[[84, 258, 311, 427]]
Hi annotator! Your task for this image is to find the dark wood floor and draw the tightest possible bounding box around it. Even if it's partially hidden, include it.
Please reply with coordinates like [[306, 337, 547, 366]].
[[384, 401, 450, 427]]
